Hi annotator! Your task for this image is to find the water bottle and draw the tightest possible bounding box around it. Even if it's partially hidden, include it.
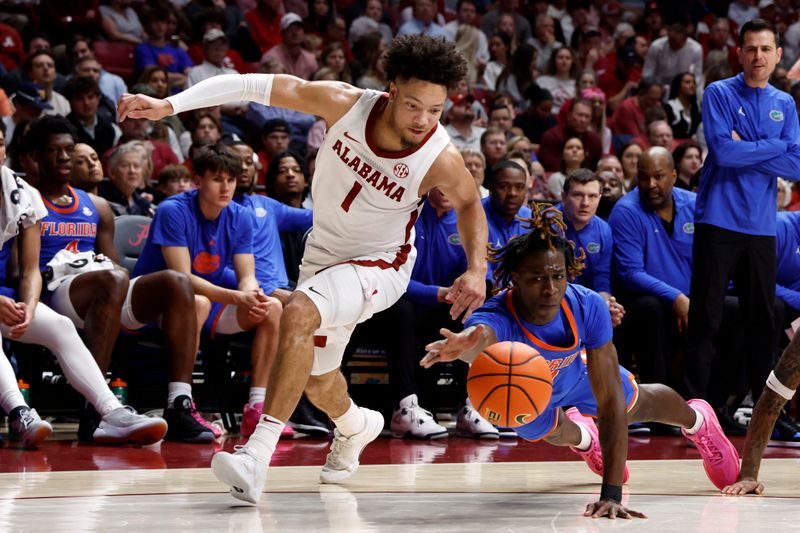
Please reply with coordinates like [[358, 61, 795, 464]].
[[110, 377, 128, 405], [17, 379, 29, 405]]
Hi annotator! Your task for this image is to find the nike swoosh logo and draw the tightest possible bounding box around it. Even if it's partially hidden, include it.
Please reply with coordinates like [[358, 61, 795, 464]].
[[308, 286, 328, 300], [343, 131, 361, 144]]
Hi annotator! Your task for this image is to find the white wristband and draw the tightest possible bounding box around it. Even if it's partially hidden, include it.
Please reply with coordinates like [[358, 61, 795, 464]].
[[166, 73, 274, 115], [766, 370, 796, 401]]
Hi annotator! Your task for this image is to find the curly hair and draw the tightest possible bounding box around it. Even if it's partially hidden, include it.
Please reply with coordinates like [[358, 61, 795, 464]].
[[26, 115, 77, 154], [383, 35, 467, 90], [490, 203, 585, 292]]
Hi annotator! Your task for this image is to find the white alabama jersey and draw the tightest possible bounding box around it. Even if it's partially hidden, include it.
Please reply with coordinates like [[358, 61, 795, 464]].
[[306, 89, 451, 268]]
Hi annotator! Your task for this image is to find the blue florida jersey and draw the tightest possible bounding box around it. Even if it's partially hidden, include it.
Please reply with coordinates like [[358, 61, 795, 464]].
[[698, 73, 800, 236], [39, 186, 100, 270], [466, 284, 613, 402], [406, 202, 468, 307], [133, 190, 255, 285], [226, 193, 313, 294]]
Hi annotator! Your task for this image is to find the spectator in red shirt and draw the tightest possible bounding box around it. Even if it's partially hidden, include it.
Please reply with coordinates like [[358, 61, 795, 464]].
[[609, 77, 663, 138], [246, 0, 285, 54], [598, 42, 643, 113], [0, 22, 24, 71], [700, 17, 739, 74], [256, 119, 291, 188], [538, 98, 602, 172]]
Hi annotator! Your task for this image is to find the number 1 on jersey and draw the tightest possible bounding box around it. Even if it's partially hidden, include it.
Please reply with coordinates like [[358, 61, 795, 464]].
[[341, 182, 363, 212]]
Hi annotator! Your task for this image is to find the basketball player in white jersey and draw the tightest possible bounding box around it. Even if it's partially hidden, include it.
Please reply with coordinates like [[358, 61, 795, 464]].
[[118, 35, 488, 503]]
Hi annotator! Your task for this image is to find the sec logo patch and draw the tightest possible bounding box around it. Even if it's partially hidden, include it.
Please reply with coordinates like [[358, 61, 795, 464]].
[[393, 163, 409, 178]]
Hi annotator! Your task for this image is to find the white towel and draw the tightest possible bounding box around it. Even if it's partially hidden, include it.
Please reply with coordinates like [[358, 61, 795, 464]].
[[0, 166, 47, 246]]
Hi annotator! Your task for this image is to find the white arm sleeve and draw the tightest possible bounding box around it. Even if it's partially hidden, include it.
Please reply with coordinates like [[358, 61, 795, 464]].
[[165, 73, 274, 115]]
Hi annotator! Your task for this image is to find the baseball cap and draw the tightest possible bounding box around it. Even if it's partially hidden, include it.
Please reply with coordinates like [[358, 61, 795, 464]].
[[280, 12, 303, 31], [203, 28, 227, 44], [262, 119, 290, 136], [644, 1, 661, 14], [617, 44, 641, 65], [449, 93, 475, 107], [12, 83, 52, 110]]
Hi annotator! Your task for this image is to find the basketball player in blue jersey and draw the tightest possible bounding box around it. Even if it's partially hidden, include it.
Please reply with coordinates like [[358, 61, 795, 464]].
[[132, 144, 283, 438], [421, 205, 740, 519], [0, 164, 167, 447], [27, 116, 218, 443]]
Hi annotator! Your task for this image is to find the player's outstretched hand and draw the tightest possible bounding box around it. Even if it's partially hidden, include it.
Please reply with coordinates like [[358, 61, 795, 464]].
[[420, 325, 485, 368], [445, 269, 486, 322], [584, 499, 646, 520], [722, 477, 764, 496], [118, 92, 173, 122]]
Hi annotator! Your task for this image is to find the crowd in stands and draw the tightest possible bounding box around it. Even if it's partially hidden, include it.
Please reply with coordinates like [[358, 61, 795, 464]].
[[1, 0, 800, 444]]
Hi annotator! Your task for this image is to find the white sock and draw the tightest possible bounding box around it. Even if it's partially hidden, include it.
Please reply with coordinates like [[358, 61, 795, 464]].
[[96, 394, 122, 417], [332, 400, 365, 437], [249, 387, 266, 407], [684, 407, 704, 434], [167, 381, 192, 406], [245, 414, 284, 458], [574, 422, 592, 451], [0, 348, 27, 413]]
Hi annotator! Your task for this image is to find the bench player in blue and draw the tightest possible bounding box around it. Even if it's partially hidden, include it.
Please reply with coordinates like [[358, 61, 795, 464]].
[[29, 116, 214, 443], [133, 143, 283, 438], [421, 205, 740, 519], [0, 164, 165, 447]]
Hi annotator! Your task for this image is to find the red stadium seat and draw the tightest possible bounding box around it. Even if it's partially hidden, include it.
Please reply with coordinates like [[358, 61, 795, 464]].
[[93, 41, 136, 84]]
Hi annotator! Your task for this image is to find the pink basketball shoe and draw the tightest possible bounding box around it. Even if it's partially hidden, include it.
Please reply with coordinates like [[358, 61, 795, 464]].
[[565, 407, 630, 484], [681, 399, 740, 490], [241, 403, 294, 438]]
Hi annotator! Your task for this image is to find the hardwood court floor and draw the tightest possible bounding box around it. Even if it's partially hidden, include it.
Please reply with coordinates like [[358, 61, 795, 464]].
[[1, 430, 798, 532]]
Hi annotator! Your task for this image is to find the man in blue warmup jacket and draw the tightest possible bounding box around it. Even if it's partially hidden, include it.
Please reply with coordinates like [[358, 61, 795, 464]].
[[685, 18, 800, 414], [557, 172, 613, 292], [611, 148, 746, 419], [556, 169, 624, 328]]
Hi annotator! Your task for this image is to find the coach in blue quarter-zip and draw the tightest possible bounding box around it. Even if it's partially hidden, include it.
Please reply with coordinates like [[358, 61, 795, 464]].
[[684, 18, 800, 408]]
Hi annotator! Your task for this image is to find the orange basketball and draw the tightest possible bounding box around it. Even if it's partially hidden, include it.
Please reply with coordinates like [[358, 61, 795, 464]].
[[467, 341, 553, 428]]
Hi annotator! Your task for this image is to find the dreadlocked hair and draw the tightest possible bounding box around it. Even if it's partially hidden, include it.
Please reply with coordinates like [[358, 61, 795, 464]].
[[490, 203, 586, 292]]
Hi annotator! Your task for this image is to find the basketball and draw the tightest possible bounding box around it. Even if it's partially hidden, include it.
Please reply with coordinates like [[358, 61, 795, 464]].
[[467, 341, 553, 428]]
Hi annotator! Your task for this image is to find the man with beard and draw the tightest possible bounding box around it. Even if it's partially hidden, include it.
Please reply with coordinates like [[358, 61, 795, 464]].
[[609, 148, 746, 430], [609, 147, 695, 391], [595, 169, 625, 220]]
